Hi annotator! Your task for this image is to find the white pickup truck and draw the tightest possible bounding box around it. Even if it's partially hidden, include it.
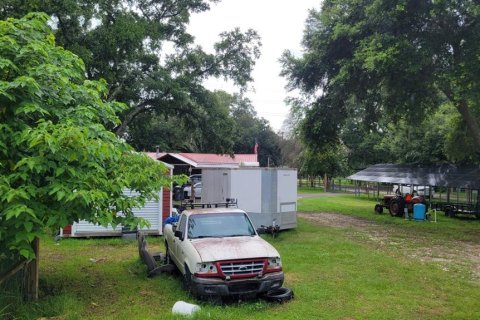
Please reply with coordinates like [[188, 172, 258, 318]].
[[163, 208, 284, 298]]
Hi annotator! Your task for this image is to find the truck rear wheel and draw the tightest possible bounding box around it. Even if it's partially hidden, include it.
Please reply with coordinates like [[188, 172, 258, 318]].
[[165, 242, 173, 266]]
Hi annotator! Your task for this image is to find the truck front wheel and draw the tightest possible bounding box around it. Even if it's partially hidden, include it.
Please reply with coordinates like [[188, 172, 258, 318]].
[[183, 264, 197, 298]]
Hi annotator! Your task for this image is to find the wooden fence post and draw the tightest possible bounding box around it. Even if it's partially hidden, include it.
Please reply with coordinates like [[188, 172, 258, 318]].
[[25, 237, 39, 301]]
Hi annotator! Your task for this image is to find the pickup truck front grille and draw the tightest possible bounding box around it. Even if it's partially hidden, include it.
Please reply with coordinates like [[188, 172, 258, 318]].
[[219, 259, 265, 278]]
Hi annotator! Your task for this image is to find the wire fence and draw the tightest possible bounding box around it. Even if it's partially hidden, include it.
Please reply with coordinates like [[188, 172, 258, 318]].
[[298, 177, 480, 204], [0, 253, 28, 317]]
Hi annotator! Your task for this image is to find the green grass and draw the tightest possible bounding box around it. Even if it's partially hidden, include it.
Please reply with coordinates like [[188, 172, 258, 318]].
[[298, 186, 324, 193], [2, 219, 479, 319], [298, 194, 480, 241], [2, 194, 480, 319]]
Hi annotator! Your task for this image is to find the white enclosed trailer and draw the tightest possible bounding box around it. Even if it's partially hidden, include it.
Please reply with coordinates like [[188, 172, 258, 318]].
[[201, 167, 297, 230]]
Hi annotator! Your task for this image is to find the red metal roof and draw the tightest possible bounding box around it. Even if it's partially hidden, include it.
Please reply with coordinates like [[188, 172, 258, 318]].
[[179, 153, 257, 165], [151, 152, 259, 167], [146, 152, 167, 160]]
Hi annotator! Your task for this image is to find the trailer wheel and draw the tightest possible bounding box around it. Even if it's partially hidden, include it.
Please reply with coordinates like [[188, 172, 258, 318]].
[[444, 206, 450, 217], [444, 206, 455, 218], [389, 197, 405, 217], [374, 204, 383, 214], [448, 208, 456, 218]]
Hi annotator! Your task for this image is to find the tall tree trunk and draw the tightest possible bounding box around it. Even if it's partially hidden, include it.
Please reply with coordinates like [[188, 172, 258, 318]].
[[25, 238, 39, 301], [454, 99, 480, 150], [441, 86, 480, 150]]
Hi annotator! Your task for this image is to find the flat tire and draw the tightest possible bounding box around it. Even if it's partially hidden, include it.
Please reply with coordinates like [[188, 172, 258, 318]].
[[262, 287, 294, 303]]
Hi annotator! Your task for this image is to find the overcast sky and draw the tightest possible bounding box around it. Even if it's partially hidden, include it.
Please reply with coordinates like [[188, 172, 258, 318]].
[[188, 0, 321, 131]]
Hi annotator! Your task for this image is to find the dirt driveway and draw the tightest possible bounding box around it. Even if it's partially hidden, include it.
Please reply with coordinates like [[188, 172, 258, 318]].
[[299, 212, 480, 280]]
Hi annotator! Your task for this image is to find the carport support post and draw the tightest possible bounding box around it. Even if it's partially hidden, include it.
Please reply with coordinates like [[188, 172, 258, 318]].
[[477, 190, 480, 210]]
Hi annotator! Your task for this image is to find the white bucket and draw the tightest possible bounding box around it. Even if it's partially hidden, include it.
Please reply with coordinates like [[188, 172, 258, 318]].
[[172, 301, 200, 316]]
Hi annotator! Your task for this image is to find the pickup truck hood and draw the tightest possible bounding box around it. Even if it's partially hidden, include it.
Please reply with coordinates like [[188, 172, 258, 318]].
[[191, 236, 279, 262]]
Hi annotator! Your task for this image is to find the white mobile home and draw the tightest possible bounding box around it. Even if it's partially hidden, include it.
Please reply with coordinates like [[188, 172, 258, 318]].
[[63, 189, 169, 237], [61, 162, 173, 237]]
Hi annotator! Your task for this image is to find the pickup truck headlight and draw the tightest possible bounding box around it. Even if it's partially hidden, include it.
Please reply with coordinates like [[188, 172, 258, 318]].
[[266, 257, 282, 272], [194, 262, 219, 277]]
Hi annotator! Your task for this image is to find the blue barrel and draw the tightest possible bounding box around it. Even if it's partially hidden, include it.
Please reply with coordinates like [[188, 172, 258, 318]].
[[413, 203, 426, 221]]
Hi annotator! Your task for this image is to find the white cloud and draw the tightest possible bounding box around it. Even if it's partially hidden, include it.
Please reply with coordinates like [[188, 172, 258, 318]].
[[188, 0, 321, 131]]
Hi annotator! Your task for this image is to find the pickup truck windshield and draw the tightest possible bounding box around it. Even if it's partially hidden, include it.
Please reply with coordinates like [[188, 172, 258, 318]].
[[188, 212, 256, 239]]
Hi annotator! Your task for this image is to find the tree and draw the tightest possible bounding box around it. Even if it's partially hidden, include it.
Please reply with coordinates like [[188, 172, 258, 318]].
[[0, 13, 170, 261], [0, 1, 261, 151], [230, 96, 281, 167], [340, 117, 391, 169], [126, 90, 237, 153], [378, 103, 452, 164], [281, 0, 480, 156], [299, 146, 349, 189], [276, 111, 305, 169]]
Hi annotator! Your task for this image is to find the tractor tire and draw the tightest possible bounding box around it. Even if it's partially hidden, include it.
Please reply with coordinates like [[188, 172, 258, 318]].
[[389, 197, 405, 217], [374, 204, 383, 214]]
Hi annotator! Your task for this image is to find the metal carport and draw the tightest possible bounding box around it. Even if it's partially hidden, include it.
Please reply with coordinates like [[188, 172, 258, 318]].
[[348, 164, 480, 217], [347, 163, 480, 189]]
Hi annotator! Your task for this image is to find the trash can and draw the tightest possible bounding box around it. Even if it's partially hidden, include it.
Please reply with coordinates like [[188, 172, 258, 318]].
[[413, 203, 426, 221]]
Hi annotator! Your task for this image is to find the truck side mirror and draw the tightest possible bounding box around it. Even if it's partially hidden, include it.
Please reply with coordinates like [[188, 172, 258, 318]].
[[174, 230, 183, 240]]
